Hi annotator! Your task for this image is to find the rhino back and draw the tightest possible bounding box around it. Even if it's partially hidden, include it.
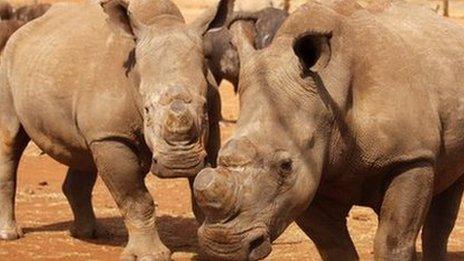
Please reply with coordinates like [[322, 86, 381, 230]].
[[335, 2, 464, 192], [2, 3, 143, 169]]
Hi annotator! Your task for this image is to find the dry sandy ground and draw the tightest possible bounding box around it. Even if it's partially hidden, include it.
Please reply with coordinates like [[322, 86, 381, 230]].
[[0, 0, 463, 260]]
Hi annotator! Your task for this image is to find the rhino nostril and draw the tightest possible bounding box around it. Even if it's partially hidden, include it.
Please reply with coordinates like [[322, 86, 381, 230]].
[[248, 234, 271, 261], [249, 235, 265, 252]]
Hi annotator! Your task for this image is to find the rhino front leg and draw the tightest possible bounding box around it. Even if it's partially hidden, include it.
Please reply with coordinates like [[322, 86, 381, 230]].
[[91, 141, 170, 261], [296, 195, 358, 261], [374, 163, 434, 261], [62, 168, 97, 239], [0, 122, 29, 240], [421, 175, 464, 261]]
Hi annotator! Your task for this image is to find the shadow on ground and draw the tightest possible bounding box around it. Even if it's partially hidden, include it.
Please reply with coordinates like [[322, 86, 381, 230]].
[[23, 215, 199, 253], [21, 216, 464, 260], [413, 252, 464, 260]]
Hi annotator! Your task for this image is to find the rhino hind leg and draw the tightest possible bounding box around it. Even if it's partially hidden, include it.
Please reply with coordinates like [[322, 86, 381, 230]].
[[296, 195, 358, 261], [374, 163, 434, 260], [421, 175, 464, 261], [0, 117, 30, 240], [90, 141, 171, 260], [62, 168, 98, 239]]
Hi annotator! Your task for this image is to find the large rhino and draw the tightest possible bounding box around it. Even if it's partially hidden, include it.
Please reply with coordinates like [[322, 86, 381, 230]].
[[0, 0, 233, 259], [194, 0, 464, 260]]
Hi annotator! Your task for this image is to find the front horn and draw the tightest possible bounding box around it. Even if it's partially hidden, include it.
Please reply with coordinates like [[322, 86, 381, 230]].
[[194, 167, 239, 222]]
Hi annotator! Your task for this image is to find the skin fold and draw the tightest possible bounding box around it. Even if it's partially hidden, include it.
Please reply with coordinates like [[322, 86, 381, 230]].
[[0, 0, 235, 259], [194, 0, 464, 260]]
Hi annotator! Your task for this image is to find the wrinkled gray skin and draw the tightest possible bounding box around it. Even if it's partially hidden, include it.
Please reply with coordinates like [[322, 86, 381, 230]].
[[0, 1, 13, 20], [203, 7, 287, 91], [14, 3, 51, 22], [195, 0, 464, 260], [0, 0, 233, 259]]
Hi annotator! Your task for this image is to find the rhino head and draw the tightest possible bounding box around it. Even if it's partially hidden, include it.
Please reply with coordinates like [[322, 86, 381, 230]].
[[101, 0, 234, 178], [194, 2, 355, 260]]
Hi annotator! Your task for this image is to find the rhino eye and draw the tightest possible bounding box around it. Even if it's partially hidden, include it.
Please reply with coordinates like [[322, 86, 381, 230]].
[[279, 158, 293, 174], [273, 151, 293, 176]]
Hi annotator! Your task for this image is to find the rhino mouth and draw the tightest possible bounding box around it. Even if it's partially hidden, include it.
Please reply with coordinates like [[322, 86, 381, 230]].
[[151, 141, 207, 177], [198, 223, 271, 260]]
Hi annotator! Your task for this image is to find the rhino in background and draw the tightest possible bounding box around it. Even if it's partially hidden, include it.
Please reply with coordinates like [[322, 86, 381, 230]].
[[195, 0, 464, 260], [0, 0, 235, 259], [204, 7, 288, 92], [0, 2, 51, 53], [0, 1, 13, 20], [14, 3, 51, 22]]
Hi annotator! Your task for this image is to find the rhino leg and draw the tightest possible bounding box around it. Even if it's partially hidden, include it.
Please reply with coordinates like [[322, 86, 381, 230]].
[[374, 163, 434, 261], [296, 195, 358, 261], [62, 168, 97, 239], [0, 84, 30, 240], [90, 141, 170, 261], [421, 175, 464, 261]]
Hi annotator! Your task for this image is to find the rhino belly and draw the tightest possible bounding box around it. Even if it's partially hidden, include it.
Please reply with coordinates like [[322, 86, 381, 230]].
[[13, 87, 94, 170]]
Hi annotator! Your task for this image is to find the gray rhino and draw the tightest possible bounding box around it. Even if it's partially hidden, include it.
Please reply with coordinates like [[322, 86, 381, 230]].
[[0, 0, 233, 259], [194, 0, 464, 260]]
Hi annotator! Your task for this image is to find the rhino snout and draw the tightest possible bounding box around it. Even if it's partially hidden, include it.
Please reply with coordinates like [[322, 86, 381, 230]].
[[194, 168, 239, 222], [163, 100, 197, 143]]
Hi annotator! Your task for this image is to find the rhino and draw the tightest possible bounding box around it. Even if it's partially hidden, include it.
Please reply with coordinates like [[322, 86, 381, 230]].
[[194, 0, 464, 260], [0, 0, 234, 259], [14, 3, 51, 22], [204, 7, 288, 91], [0, 1, 13, 20]]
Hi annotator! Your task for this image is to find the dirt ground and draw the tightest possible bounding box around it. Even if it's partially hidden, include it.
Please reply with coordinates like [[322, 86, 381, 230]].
[[0, 0, 464, 260]]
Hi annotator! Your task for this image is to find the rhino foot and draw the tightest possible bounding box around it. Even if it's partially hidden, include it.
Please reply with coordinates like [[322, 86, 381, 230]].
[[0, 225, 23, 240], [69, 226, 97, 239], [120, 244, 171, 261]]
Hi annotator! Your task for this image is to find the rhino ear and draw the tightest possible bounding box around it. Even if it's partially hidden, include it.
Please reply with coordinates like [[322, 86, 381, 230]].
[[191, 0, 235, 35], [100, 0, 134, 37], [230, 21, 256, 63], [293, 32, 332, 72]]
